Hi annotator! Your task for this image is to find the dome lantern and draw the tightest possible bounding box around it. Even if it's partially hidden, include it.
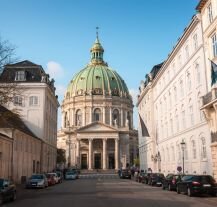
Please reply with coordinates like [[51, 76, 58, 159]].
[[90, 27, 106, 66]]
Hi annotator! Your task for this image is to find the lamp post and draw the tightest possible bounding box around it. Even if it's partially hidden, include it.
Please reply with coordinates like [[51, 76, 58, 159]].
[[66, 121, 72, 168], [180, 139, 186, 174]]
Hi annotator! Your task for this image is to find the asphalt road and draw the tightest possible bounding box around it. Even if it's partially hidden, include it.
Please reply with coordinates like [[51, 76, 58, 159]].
[[2, 176, 217, 207]]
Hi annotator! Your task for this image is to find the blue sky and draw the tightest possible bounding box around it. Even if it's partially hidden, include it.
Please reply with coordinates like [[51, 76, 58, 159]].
[[0, 0, 199, 128]]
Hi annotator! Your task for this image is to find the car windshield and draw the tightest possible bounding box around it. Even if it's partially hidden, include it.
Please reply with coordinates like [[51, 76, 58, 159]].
[[0, 179, 3, 187], [67, 172, 75, 175], [31, 175, 43, 179]]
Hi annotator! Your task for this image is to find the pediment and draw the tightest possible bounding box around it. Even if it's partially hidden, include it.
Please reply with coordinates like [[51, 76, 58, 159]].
[[77, 122, 118, 133]]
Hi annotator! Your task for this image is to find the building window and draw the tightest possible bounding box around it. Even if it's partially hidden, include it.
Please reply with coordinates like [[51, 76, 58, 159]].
[[201, 138, 207, 159], [174, 86, 177, 103], [14, 96, 23, 106], [185, 45, 190, 60], [176, 114, 179, 132], [189, 105, 194, 126], [64, 112, 68, 128], [212, 33, 217, 57], [182, 110, 186, 130], [94, 108, 101, 122], [15, 71, 26, 81], [170, 118, 173, 135], [76, 110, 82, 126], [208, 4, 213, 23], [29, 96, 38, 106], [192, 140, 197, 159], [172, 146, 175, 161], [178, 145, 181, 161], [180, 80, 184, 97], [193, 34, 198, 50], [195, 63, 200, 85], [187, 72, 191, 91], [113, 109, 119, 126]]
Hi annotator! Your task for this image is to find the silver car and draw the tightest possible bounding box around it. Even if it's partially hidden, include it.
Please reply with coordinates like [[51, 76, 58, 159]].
[[65, 172, 77, 180], [26, 174, 48, 188]]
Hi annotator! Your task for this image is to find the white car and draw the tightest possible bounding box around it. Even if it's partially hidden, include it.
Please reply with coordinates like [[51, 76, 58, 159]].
[[65, 172, 77, 180], [47, 173, 58, 184]]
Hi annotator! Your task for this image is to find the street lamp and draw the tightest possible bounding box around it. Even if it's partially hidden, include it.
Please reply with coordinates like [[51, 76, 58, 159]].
[[66, 120, 72, 168], [180, 139, 186, 174]]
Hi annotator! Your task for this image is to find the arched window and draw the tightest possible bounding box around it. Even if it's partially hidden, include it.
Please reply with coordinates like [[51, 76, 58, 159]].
[[113, 109, 119, 126], [189, 100, 194, 126], [192, 140, 197, 159], [94, 108, 101, 122], [64, 112, 68, 128], [76, 109, 82, 126], [201, 138, 207, 159]]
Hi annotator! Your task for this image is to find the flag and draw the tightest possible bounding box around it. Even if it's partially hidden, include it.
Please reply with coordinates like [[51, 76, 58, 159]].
[[211, 60, 217, 86], [139, 113, 150, 137]]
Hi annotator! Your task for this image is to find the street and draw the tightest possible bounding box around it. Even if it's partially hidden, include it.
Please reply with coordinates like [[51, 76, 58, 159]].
[[3, 175, 217, 207]]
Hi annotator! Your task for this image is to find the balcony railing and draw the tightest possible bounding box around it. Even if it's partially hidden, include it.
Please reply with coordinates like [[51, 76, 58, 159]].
[[202, 88, 217, 106]]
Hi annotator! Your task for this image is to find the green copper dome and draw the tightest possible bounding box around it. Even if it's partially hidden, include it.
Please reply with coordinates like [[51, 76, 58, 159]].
[[66, 37, 130, 98]]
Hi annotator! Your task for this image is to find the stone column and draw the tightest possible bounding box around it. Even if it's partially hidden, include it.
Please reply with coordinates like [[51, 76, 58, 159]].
[[115, 138, 119, 170], [76, 139, 80, 167], [121, 108, 123, 127], [110, 107, 112, 126], [89, 107, 92, 124], [71, 108, 75, 126], [88, 139, 93, 170], [103, 107, 106, 124], [103, 139, 107, 170]]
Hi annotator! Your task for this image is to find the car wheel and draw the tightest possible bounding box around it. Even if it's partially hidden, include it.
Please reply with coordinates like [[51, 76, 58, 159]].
[[187, 187, 193, 197], [168, 184, 172, 191], [177, 186, 180, 194], [0, 194, 3, 205], [11, 191, 16, 201]]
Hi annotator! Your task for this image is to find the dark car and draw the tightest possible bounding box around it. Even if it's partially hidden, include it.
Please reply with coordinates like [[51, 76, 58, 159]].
[[142, 173, 152, 184], [46, 174, 56, 186], [177, 175, 217, 197], [162, 174, 183, 191], [0, 178, 16, 204], [148, 173, 165, 186], [119, 169, 131, 179], [136, 172, 145, 183]]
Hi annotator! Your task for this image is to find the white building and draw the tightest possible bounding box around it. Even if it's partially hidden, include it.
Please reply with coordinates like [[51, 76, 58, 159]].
[[137, 14, 213, 175], [57, 36, 138, 170], [0, 60, 59, 172], [197, 0, 217, 180]]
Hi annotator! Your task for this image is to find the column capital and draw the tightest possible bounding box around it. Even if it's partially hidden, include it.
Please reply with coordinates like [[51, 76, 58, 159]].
[[88, 138, 93, 142]]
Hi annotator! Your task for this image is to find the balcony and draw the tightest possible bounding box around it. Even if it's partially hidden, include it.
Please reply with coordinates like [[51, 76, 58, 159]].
[[202, 88, 217, 106]]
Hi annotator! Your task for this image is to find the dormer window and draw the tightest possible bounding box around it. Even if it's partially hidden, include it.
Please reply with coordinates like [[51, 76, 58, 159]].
[[15, 71, 26, 81]]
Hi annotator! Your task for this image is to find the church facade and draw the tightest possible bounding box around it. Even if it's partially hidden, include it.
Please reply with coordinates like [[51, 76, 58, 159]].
[[57, 36, 138, 170]]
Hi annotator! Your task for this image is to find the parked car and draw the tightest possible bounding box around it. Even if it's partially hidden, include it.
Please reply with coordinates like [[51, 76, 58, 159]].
[[136, 172, 145, 183], [142, 173, 152, 184], [55, 171, 63, 183], [0, 178, 16, 205], [177, 175, 217, 197], [148, 173, 165, 186], [46, 173, 58, 184], [65, 171, 77, 180], [46, 174, 56, 186], [26, 174, 48, 189], [119, 169, 131, 179], [162, 174, 183, 191]]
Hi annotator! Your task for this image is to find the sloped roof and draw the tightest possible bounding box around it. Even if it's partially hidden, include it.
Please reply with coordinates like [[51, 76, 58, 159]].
[[0, 105, 38, 139], [0, 60, 46, 83]]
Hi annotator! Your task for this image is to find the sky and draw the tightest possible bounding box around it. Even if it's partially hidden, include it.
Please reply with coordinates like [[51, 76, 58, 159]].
[[0, 0, 199, 129]]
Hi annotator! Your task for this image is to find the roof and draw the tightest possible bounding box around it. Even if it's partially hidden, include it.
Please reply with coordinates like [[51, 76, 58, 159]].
[[0, 105, 39, 139], [196, 0, 208, 11], [0, 60, 46, 83], [65, 38, 130, 99]]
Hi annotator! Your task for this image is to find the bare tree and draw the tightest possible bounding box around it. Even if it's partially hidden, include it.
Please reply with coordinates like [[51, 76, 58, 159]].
[[0, 36, 16, 72]]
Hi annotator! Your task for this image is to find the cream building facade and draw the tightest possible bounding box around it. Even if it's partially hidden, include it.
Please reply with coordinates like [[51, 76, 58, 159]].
[[57, 37, 138, 170], [137, 14, 213, 175], [197, 0, 217, 180], [0, 61, 59, 173]]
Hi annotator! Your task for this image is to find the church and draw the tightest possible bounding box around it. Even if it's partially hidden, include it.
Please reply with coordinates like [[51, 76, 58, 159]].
[[57, 34, 138, 170]]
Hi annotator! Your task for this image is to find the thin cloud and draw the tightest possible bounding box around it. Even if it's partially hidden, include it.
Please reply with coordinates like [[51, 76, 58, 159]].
[[46, 61, 64, 79], [129, 88, 138, 105]]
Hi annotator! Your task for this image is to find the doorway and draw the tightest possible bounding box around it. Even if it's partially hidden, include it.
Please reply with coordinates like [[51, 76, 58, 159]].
[[108, 153, 115, 169], [94, 153, 101, 169], [81, 154, 87, 169]]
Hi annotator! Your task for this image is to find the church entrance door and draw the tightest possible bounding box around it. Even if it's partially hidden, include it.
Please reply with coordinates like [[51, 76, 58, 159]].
[[108, 153, 115, 169], [81, 154, 87, 169], [94, 153, 101, 169]]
